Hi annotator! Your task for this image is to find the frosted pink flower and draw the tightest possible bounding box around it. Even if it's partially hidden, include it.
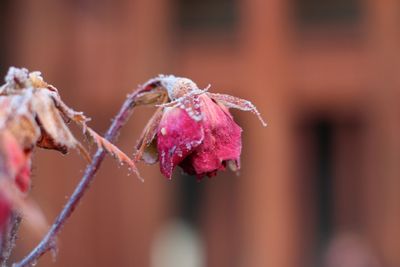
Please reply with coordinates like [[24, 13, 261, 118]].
[[0, 66, 141, 235], [135, 75, 266, 179], [0, 131, 31, 232]]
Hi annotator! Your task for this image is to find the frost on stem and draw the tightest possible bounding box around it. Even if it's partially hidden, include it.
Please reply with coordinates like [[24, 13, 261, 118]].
[[0, 67, 139, 175], [0, 67, 141, 264], [9, 73, 265, 267], [134, 75, 266, 179]]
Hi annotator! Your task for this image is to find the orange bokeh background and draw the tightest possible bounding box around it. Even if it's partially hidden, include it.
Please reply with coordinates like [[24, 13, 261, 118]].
[[1, 0, 399, 266]]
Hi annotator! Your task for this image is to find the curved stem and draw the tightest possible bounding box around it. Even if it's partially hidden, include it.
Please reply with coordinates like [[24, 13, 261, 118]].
[[13, 90, 140, 267], [0, 213, 21, 267]]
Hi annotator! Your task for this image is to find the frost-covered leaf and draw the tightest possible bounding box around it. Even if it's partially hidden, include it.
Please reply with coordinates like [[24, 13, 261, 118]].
[[31, 90, 78, 150], [7, 114, 40, 151], [135, 88, 168, 106], [0, 67, 129, 169], [135, 106, 164, 164], [134, 75, 266, 179], [52, 93, 90, 126], [207, 92, 267, 127], [85, 127, 142, 180]]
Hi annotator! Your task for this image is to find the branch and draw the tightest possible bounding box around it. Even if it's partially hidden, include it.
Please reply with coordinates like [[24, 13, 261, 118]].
[[13, 89, 141, 267], [0, 213, 21, 267]]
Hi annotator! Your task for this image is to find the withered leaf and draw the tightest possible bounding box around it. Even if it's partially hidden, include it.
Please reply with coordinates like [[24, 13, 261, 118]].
[[35, 128, 68, 154], [135, 88, 168, 106], [0, 67, 137, 177], [85, 127, 142, 181], [31, 90, 78, 150], [7, 115, 40, 151], [135, 106, 163, 164]]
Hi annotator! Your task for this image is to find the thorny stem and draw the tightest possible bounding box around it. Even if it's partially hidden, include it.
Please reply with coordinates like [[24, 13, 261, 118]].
[[13, 89, 142, 267], [0, 213, 21, 267]]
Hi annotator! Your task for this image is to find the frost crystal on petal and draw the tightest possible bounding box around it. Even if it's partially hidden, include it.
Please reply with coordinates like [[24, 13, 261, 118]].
[[134, 75, 266, 179], [4, 67, 29, 88], [157, 107, 204, 179], [208, 93, 267, 127], [0, 67, 139, 178], [179, 95, 242, 178]]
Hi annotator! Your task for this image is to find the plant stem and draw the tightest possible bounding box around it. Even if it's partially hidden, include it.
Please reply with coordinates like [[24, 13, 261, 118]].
[[0, 213, 21, 267], [13, 90, 141, 267]]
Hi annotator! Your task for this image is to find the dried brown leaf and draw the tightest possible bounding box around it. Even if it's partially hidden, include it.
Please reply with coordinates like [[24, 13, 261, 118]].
[[85, 127, 142, 181], [135, 106, 163, 163], [52, 94, 90, 126], [0, 67, 134, 172], [35, 129, 68, 154], [31, 90, 78, 149], [135, 88, 168, 106], [7, 114, 40, 151], [207, 92, 267, 126]]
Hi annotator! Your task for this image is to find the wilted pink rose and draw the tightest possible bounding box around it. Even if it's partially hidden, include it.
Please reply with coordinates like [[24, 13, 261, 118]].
[[0, 131, 31, 232], [136, 76, 266, 179], [3, 132, 31, 193]]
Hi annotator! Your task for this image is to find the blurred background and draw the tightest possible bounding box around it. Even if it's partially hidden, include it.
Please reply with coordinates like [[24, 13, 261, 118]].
[[0, 0, 399, 266]]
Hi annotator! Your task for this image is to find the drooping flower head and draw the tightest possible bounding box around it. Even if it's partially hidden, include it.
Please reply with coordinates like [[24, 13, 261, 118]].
[[0, 67, 137, 170], [0, 131, 31, 232], [135, 75, 266, 179], [0, 67, 139, 235]]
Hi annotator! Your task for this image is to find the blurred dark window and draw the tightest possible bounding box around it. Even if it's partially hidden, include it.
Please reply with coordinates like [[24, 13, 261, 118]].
[[314, 120, 334, 246], [177, 0, 238, 33], [178, 175, 204, 225], [296, 114, 365, 266], [0, 0, 11, 75], [295, 0, 362, 27]]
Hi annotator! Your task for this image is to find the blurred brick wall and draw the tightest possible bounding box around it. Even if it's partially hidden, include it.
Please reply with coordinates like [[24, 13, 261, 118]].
[[3, 0, 400, 267]]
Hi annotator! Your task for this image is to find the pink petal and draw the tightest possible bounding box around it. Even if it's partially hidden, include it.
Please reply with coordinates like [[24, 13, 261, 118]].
[[180, 95, 242, 178], [157, 107, 204, 179], [15, 157, 31, 193], [0, 196, 11, 233], [2, 132, 31, 193]]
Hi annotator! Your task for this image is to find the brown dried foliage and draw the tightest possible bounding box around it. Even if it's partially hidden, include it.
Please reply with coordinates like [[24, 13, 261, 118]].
[[0, 67, 138, 175]]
